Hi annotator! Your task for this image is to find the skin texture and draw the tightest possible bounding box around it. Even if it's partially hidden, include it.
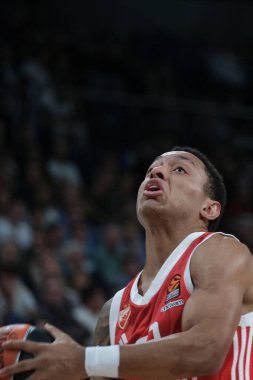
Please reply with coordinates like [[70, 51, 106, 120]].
[[0, 151, 253, 380], [92, 299, 112, 347]]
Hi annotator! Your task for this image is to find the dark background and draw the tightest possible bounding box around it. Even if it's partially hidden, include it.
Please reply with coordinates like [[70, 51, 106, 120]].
[[0, 0, 252, 343]]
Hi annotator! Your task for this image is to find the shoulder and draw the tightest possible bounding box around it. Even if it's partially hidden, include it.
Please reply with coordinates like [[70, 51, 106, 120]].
[[193, 232, 251, 264], [191, 233, 253, 290]]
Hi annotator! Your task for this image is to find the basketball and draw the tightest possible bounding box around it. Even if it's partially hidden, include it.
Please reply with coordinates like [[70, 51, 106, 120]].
[[0, 324, 54, 380]]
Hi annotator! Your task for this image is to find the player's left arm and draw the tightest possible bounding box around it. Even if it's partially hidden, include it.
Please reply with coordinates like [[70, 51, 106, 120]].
[[0, 236, 252, 380], [117, 235, 253, 379]]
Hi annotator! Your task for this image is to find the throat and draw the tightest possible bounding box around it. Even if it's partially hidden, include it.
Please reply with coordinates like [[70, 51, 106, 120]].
[[137, 272, 155, 296]]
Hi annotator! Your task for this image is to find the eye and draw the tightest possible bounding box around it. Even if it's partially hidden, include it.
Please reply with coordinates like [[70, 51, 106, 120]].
[[173, 166, 187, 174]]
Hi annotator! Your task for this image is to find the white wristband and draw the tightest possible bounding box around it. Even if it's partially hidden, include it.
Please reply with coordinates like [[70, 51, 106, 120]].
[[85, 345, 120, 378]]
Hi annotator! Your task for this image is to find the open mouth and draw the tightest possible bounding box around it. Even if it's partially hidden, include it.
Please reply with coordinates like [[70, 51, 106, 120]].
[[144, 180, 163, 197], [147, 184, 160, 191]]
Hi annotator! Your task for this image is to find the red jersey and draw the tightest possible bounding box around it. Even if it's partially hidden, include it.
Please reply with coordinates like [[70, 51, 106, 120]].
[[109, 232, 253, 380]]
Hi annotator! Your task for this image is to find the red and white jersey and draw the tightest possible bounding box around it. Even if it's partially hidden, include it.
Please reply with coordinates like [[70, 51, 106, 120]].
[[109, 232, 253, 380]]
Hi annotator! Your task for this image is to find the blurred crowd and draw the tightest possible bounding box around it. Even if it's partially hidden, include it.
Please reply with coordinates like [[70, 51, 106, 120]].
[[0, 2, 252, 345]]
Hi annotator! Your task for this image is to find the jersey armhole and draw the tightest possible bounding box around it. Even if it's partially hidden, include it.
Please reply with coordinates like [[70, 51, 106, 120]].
[[184, 232, 239, 294]]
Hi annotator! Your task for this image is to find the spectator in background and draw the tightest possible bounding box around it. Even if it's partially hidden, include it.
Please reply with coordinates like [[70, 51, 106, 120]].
[[47, 139, 82, 186], [121, 219, 145, 263], [26, 247, 64, 299], [60, 238, 97, 305], [0, 240, 38, 324], [93, 223, 126, 296], [0, 200, 33, 250], [61, 239, 93, 277], [72, 284, 107, 343], [36, 276, 89, 345]]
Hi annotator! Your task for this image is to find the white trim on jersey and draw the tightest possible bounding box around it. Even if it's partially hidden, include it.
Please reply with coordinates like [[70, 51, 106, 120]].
[[240, 311, 253, 327], [239, 327, 247, 379], [231, 325, 253, 380], [109, 288, 125, 345], [231, 331, 239, 380], [245, 327, 253, 380], [130, 232, 204, 306], [183, 232, 239, 295]]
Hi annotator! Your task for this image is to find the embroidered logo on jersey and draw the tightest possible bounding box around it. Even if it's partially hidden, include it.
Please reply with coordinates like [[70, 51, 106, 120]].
[[161, 299, 184, 313], [166, 274, 181, 301], [118, 304, 131, 330]]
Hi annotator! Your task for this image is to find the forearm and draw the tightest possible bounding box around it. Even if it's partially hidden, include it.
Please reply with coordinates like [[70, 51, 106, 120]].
[[85, 328, 225, 380], [118, 328, 226, 380], [119, 335, 196, 379]]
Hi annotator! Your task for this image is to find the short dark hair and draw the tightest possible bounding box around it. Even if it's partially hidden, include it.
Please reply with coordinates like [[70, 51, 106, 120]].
[[171, 146, 227, 232]]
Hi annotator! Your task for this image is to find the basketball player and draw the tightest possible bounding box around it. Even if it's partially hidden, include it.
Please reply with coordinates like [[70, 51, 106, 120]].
[[1, 146, 253, 380]]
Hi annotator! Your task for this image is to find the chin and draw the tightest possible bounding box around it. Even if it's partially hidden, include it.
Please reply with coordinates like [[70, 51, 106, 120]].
[[137, 202, 167, 225]]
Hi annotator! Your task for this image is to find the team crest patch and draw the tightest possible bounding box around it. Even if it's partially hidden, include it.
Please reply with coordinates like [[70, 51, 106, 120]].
[[166, 274, 181, 301], [118, 304, 131, 330]]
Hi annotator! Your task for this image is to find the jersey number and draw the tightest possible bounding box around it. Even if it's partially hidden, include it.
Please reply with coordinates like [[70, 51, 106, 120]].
[[119, 322, 161, 345]]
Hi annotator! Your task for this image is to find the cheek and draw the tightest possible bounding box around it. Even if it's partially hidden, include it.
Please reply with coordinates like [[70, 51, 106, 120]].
[[185, 184, 205, 204], [175, 182, 203, 201]]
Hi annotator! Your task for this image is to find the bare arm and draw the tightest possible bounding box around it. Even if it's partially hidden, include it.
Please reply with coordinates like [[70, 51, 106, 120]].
[[90, 298, 112, 380], [118, 236, 253, 380], [1, 237, 252, 380], [93, 298, 112, 346]]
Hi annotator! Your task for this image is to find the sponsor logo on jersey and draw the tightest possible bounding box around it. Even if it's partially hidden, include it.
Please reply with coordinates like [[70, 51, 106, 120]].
[[166, 274, 181, 301], [161, 299, 184, 313], [118, 304, 131, 330], [166, 288, 180, 301]]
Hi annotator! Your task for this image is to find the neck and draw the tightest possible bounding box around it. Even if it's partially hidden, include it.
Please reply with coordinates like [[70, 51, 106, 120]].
[[142, 222, 206, 279]]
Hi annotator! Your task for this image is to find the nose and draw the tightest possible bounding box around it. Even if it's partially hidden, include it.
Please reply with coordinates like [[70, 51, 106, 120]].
[[149, 166, 166, 180]]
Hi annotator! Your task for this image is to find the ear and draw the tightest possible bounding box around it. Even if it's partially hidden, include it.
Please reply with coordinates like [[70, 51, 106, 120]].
[[201, 199, 221, 222]]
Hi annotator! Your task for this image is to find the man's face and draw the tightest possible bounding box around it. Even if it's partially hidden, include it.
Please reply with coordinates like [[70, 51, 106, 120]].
[[136, 151, 210, 227]]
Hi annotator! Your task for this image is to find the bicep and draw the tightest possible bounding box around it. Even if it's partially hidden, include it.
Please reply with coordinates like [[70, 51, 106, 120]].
[[182, 285, 242, 344], [182, 237, 251, 352]]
